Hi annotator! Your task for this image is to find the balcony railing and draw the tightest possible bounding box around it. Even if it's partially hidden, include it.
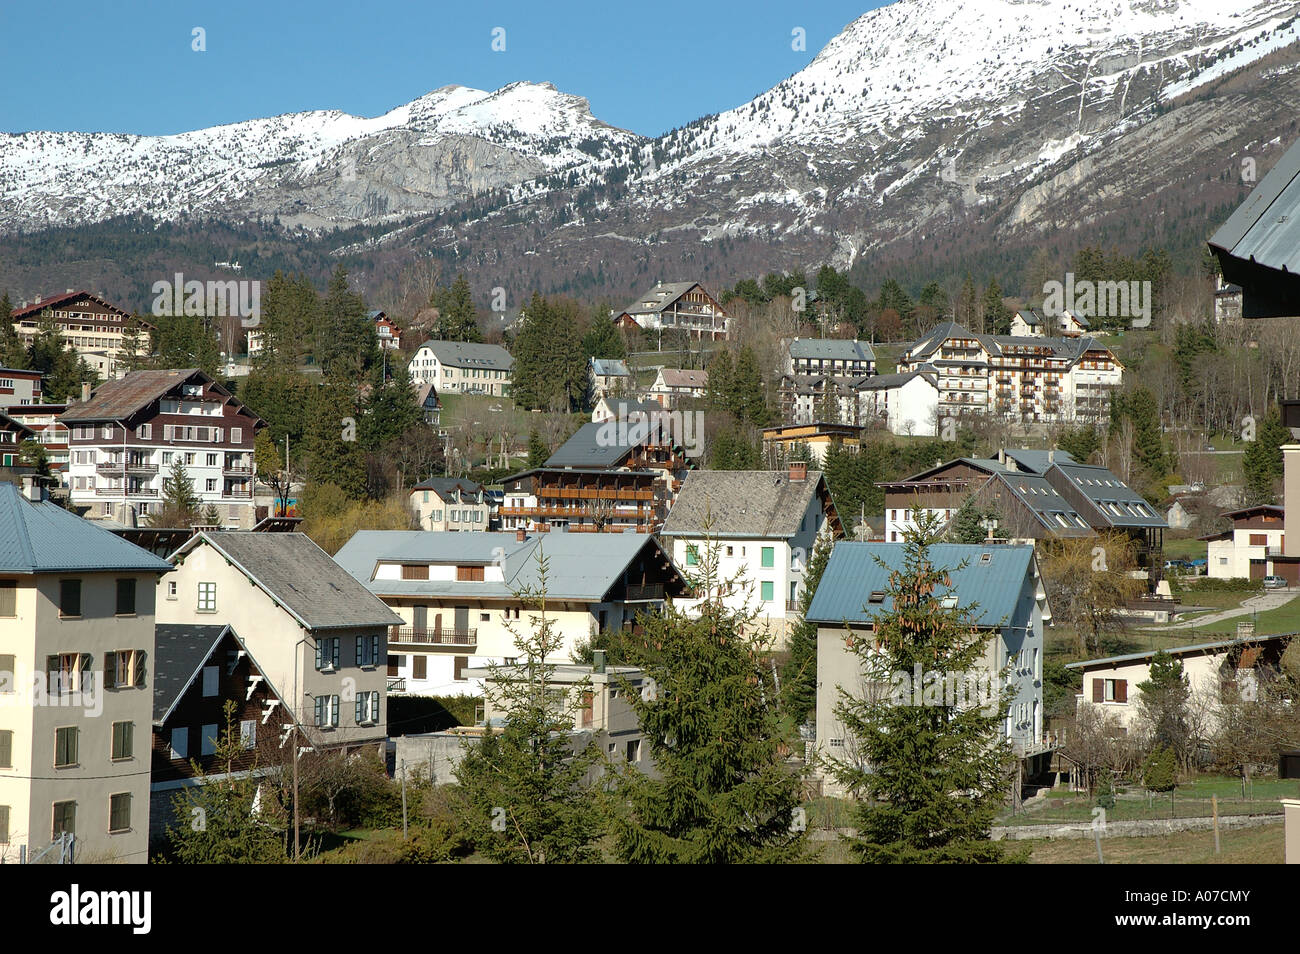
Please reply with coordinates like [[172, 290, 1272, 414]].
[[94, 487, 158, 496], [223, 464, 253, 475], [625, 584, 665, 601], [386, 677, 407, 693], [389, 626, 477, 646], [96, 461, 158, 475]]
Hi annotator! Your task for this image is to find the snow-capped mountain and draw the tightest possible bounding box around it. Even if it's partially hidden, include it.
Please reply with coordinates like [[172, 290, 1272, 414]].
[[0, 82, 642, 232], [4, 0, 1300, 299]]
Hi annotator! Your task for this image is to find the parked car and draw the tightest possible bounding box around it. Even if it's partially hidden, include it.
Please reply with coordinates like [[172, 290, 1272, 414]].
[[1263, 575, 1288, 589]]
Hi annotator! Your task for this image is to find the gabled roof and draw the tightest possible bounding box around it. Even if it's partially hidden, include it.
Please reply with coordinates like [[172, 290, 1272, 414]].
[[1065, 633, 1294, 671], [854, 369, 937, 391], [593, 397, 663, 421], [660, 470, 841, 539], [10, 290, 129, 321], [411, 477, 483, 500], [415, 340, 514, 371], [152, 623, 288, 725], [621, 282, 708, 316], [1048, 461, 1166, 529], [1209, 135, 1300, 276], [1003, 448, 1078, 475], [1221, 503, 1285, 521], [806, 542, 1039, 629], [544, 418, 674, 469], [789, 338, 876, 362], [1015, 309, 1044, 326], [0, 482, 174, 574], [414, 380, 441, 409], [170, 532, 403, 630], [59, 368, 266, 427], [986, 470, 1091, 536], [655, 368, 708, 390], [333, 530, 687, 602]]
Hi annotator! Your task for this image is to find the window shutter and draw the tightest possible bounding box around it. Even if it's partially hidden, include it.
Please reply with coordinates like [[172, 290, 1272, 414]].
[[133, 651, 147, 688], [330, 696, 339, 728], [314, 696, 324, 726], [1116, 680, 1128, 704], [314, 641, 323, 671], [355, 697, 364, 724], [355, 638, 362, 667], [331, 640, 340, 669], [103, 653, 117, 690], [1091, 679, 1103, 703], [371, 692, 379, 723], [79, 654, 94, 692]]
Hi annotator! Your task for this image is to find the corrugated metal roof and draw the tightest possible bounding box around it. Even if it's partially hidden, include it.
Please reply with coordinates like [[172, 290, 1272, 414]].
[[172, 532, 402, 630], [1051, 462, 1167, 528], [545, 419, 662, 468], [661, 470, 831, 538], [0, 482, 174, 574], [333, 530, 685, 602], [1003, 448, 1078, 474], [1064, 632, 1295, 670], [1209, 136, 1300, 275], [806, 541, 1035, 629]]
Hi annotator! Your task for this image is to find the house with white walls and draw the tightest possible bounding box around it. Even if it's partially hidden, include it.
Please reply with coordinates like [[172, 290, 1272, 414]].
[[1201, 504, 1285, 580]]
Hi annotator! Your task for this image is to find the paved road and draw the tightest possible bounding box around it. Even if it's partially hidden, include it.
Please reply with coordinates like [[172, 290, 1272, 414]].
[[1158, 587, 1299, 630]]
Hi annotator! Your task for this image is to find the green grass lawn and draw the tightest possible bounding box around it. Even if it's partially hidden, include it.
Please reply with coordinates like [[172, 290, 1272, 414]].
[[1176, 592, 1300, 636], [1025, 822, 1283, 864], [998, 778, 1294, 826], [1162, 537, 1207, 562]]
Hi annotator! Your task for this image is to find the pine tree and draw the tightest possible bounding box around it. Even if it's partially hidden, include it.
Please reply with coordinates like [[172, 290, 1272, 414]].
[[0, 292, 28, 369], [611, 536, 806, 863], [435, 274, 483, 342], [581, 308, 627, 361], [731, 346, 769, 426], [706, 349, 734, 413], [830, 516, 1018, 863], [949, 497, 990, 544], [527, 429, 549, 469], [1243, 407, 1289, 504], [454, 553, 605, 863], [152, 457, 203, 527], [316, 266, 374, 380], [781, 533, 833, 725]]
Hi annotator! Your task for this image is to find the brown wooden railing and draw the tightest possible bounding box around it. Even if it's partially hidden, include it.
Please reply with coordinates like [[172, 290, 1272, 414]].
[[389, 626, 477, 646]]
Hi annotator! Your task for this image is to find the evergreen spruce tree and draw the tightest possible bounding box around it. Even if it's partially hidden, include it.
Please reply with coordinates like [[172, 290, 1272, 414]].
[[1243, 407, 1290, 504], [152, 457, 203, 527], [527, 429, 549, 469], [435, 274, 483, 342], [316, 266, 374, 380], [706, 349, 734, 413], [0, 292, 28, 369], [982, 279, 1012, 336], [581, 308, 627, 361], [949, 497, 991, 544], [731, 346, 769, 426], [781, 533, 833, 725], [830, 515, 1018, 862], [455, 553, 605, 863], [611, 533, 807, 863], [301, 381, 367, 498]]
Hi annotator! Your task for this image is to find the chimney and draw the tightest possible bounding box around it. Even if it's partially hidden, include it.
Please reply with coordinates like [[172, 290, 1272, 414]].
[[1284, 444, 1300, 557], [537, 522, 550, 534], [788, 461, 808, 482], [1048, 449, 1056, 464], [515, 528, 527, 542], [592, 650, 607, 674], [80, 381, 91, 403], [66, 288, 74, 294], [20, 475, 45, 503]]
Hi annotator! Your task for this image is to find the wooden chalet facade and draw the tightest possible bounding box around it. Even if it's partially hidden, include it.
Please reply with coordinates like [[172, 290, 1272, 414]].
[[613, 282, 730, 341], [10, 290, 148, 381]]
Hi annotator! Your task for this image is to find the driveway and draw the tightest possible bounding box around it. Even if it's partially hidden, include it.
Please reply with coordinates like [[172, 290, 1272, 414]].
[[1158, 587, 1299, 630]]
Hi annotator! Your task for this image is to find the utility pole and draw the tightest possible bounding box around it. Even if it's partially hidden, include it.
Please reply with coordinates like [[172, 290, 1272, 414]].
[[401, 760, 408, 840], [293, 729, 300, 861]]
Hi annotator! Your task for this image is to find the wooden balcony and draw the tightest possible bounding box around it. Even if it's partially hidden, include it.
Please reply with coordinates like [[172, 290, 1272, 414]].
[[625, 584, 665, 601], [389, 626, 477, 647], [94, 487, 158, 496], [96, 461, 158, 475]]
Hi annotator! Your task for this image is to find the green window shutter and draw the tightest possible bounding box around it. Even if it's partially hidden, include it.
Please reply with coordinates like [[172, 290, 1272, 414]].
[[133, 651, 147, 689], [761, 547, 774, 568], [686, 546, 698, 566], [330, 696, 340, 728], [371, 692, 380, 723], [761, 581, 774, 602], [355, 697, 364, 724]]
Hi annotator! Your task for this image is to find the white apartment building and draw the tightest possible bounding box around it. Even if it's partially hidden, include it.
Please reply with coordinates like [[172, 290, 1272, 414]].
[[898, 321, 1122, 424], [407, 340, 513, 397], [856, 369, 940, 436], [59, 369, 264, 527], [10, 290, 145, 381], [1202, 504, 1286, 579]]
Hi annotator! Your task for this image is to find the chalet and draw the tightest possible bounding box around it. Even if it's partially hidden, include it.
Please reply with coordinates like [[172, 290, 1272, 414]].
[[2, 404, 68, 480], [661, 462, 842, 644], [776, 375, 860, 427], [149, 623, 288, 842], [591, 396, 662, 424], [408, 340, 513, 397], [1010, 308, 1090, 337], [808, 541, 1051, 796], [1208, 135, 1300, 318], [10, 290, 147, 381], [59, 369, 266, 527], [760, 421, 862, 466], [612, 281, 729, 341], [414, 381, 441, 426], [410, 477, 490, 532], [333, 530, 688, 696], [371, 310, 401, 350], [159, 532, 402, 755], [1066, 634, 1295, 733], [647, 368, 708, 408], [500, 416, 693, 533]]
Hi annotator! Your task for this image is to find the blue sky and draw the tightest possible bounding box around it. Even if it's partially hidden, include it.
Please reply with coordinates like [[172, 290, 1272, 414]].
[[1, 0, 889, 138]]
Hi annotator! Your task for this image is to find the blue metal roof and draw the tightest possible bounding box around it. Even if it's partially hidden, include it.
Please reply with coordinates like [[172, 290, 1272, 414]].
[[1209, 136, 1300, 275], [806, 541, 1036, 629], [0, 482, 174, 574]]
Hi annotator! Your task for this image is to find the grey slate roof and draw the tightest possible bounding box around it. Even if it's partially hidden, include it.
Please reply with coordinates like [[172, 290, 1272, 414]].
[[1003, 448, 1078, 474], [333, 530, 686, 602], [622, 282, 703, 316], [987, 470, 1091, 535], [854, 369, 936, 390], [661, 470, 831, 538], [1209, 135, 1300, 275], [416, 340, 514, 371], [172, 532, 402, 630], [544, 419, 668, 469], [789, 338, 876, 362], [806, 542, 1036, 629], [590, 357, 630, 377], [152, 623, 231, 722], [904, 321, 1108, 366], [411, 477, 483, 500], [1050, 461, 1167, 529], [0, 482, 174, 574]]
